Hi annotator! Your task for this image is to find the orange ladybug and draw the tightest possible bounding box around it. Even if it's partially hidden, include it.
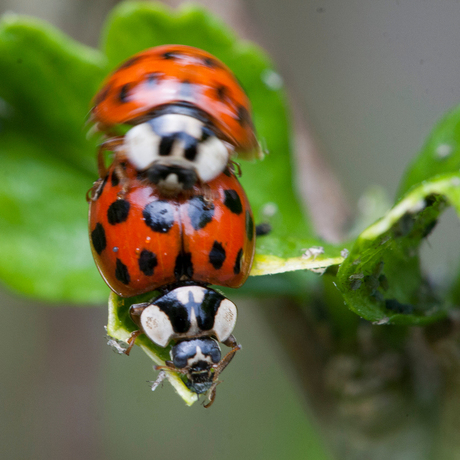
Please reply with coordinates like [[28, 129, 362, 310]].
[[91, 45, 261, 195], [88, 163, 256, 297]]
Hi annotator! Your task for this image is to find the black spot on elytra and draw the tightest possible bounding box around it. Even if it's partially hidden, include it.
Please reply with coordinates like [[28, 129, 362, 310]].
[[223, 189, 243, 215], [233, 248, 243, 275], [159, 134, 175, 156], [163, 51, 181, 60], [107, 199, 130, 225], [246, 210, 254, 241], [115, 258, 130, 285], [188, 196, 214, 230], [180, 80, 194, 98], [138, 250, 158, 276], [143, 201, 175, 233], [118, 84, 131, 103], [236, 105, 251, 127], [111, 171, 119, 187], [203, 56, 219, 68], [174, 252, 194, 280], [91, 223, 106, 254], [216, 85, 228, 101], [209, 241, 226, 269]]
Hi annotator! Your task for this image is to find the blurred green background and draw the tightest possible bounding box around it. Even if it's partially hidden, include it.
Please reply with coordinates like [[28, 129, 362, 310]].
[[1, 1, 460, 459]]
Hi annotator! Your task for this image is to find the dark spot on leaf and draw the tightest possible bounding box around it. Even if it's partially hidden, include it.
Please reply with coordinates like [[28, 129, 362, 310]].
[[379, 274, 389, 291], [393, 213, 414, 238], [256, 223, 271, 237], [385, 299, 414, 314]]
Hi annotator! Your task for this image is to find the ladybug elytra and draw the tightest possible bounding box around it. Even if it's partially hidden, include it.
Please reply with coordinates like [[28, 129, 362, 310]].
[[91, 45, 262, 195]]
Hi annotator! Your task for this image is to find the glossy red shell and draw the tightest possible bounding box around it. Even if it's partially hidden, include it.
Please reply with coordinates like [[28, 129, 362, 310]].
[[88, 165, 255, 297], [91, 45, 259, 159]]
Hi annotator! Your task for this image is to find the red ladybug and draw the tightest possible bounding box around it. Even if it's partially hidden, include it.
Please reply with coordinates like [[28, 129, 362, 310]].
[[90, 45, 261, 194], [88, 163, 255, 297]]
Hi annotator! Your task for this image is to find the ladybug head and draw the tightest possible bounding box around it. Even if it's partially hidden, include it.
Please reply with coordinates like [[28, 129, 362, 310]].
[[170, 337, 221, 394], [123, 113, 230, 194]]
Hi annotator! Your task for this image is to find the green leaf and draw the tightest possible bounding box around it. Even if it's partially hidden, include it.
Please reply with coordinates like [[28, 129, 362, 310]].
[[337, 173, 460, 325], [0, 15, 109, 302], [398, 103, 460, 198]]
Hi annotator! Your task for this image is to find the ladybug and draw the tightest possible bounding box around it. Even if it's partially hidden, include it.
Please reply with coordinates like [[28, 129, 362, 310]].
[[88, 162, 256, 297], [90, 45, 261, 194], [124, 284, 240, 407]]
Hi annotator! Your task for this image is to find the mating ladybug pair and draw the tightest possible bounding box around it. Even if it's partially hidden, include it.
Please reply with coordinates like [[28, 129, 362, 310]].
[[88, 45, 261, 406]]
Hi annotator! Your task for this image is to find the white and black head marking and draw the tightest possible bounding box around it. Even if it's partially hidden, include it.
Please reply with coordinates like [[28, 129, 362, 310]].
[[124, 114, 230, 193], [134, 285, 237, 347]]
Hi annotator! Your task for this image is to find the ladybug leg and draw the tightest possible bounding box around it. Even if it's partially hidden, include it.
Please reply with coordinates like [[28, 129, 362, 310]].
[[202, 182, 219, 205], [203, 381, 220, 408], [228, 160, 242, 177], [97, 144, 108, 178], [111, 154, 133, 200], [202, 339, 240, 409], [154, 361, 187, 374], [213, 336, 241, 379], [123, 330, 143, 356], [97, 137, 125, 178]]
